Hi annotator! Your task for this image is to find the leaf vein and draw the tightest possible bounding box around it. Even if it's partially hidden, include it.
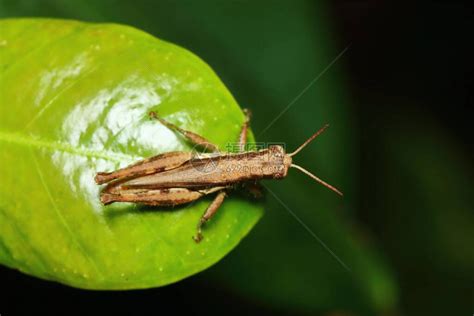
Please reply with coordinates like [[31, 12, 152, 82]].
[[31, 150, 105, 279]]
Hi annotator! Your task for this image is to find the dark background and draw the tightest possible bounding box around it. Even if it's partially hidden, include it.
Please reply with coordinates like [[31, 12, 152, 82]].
[[1, 1, 473, 315]]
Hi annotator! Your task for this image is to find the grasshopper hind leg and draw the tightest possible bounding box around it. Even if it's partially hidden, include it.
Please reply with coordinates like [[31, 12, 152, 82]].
[[149, 111, 220, 152], [193, 190, 227, 243]]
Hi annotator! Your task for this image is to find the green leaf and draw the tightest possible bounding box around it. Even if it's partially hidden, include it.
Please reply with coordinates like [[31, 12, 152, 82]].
[[0, 18, 263, 289]]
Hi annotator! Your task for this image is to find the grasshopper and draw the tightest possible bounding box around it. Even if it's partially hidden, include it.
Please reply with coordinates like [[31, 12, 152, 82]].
[[95, 109, 342, 242]]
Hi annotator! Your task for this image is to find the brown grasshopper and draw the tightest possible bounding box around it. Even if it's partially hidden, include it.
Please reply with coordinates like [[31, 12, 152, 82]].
[[95, 109, 342, 242]]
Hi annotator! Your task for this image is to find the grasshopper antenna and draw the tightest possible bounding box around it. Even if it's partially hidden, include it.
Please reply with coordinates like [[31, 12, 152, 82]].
[[289, 124, 329, 157], [290, 164, 343, 196], [288, 124, 342, 196]]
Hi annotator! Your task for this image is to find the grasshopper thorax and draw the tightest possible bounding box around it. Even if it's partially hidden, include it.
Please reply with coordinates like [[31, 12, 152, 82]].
[[265, 145, 292, 179]]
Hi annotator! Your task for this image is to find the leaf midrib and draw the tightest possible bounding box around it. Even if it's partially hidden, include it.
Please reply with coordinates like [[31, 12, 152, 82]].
[[0, 130, 137, 162]]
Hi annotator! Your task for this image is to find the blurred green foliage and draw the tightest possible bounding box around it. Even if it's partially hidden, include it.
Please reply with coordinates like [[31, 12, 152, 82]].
[[1, 1, 472, 316], [360, 111, 474, 316]]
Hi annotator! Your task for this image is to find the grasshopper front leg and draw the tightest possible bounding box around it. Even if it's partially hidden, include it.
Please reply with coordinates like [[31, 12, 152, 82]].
[[193, 190, 227, 243], [236, 109, 263, 198], [238, 108, 252, 152]]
